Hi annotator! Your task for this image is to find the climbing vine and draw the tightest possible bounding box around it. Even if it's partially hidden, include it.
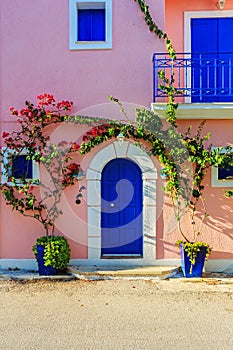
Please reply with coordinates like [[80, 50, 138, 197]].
[[0, 94, 84, 236], [133, 0, 233, 251], [134, 0, 179, 126]]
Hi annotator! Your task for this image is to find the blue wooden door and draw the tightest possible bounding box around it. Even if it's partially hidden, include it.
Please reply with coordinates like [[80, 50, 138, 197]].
[[191, 17, 233, 102], [101, 158, 143, 256]]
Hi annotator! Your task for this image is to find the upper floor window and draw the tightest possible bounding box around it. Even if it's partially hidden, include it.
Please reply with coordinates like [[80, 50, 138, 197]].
[[69, 0, 112, 50]]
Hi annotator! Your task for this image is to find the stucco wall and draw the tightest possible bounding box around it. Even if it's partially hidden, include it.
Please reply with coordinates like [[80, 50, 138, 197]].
[[0, 0, 165, 259], [0, 0, 165, 117], [161, 0, 233, 262], [0, 0, 232, 263]]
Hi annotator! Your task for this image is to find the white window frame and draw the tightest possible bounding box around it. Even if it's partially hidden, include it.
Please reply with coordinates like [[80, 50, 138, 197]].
[[69, 0, 112, 50], [211, 147, 233, 187], [1, 148, 39, 186]]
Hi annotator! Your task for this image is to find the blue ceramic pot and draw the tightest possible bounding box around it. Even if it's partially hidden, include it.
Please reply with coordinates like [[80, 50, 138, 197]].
[[180, 243, 206, 278], [36, 244, 57, 276]]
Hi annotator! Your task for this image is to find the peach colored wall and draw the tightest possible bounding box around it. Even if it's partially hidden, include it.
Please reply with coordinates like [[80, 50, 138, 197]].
[[165, 0, 233, 52], [154, 0, 233, 261]]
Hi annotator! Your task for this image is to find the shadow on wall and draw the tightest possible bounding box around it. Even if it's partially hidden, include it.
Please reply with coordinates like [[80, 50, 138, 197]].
[[156, 189, 233, 260], [210, 251, 233, 259], [205, 190, 233, 241]]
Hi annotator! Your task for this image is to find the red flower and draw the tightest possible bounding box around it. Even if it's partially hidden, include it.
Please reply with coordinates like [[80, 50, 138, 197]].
[[9, 107, 18, 116], [37, 93, 55, 107], [20, 108, 30, 116], [82, 135, 89, 141], [68, 163, 79, 172], [56, 100, 73, 111], [2, 132, 9, 138], [71, 142, 80, 151], [91, 128, 98, 136]]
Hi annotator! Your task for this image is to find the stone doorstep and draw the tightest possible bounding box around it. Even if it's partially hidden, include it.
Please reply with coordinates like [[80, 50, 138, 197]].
[[67, 265, 180, 278]]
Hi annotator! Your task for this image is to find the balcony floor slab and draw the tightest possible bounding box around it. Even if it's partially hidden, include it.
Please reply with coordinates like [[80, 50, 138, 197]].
[[151, 103, 233, 119]]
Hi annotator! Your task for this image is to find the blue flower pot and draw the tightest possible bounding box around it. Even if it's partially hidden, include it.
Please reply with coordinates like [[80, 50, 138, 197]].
[[36, 244, 57, 276], [180, 244, 206, 278]]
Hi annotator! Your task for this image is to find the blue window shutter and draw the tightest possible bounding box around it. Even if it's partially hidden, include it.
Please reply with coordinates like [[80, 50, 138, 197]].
[[78, 9, 105, 41], [218, 166, 233, 180], [91, 9, 105, 41], [191, 18, 218, 103], [191, 18, 218, 53], [218, 18, 233, 52], [218, 18, 233, 102], [12, 155, 33, 179], [78, 10, 91, 41]]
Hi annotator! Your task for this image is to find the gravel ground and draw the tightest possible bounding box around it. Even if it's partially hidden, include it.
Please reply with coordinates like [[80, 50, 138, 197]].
[[0, 278, 233, 350]]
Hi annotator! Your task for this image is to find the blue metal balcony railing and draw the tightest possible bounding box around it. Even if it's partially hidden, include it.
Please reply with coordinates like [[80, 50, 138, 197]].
[[153, 52, 233, 103]]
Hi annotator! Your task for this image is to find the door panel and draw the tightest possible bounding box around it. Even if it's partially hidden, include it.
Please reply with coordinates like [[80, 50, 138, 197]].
[[218, 18, 233, 101], [101, 158, 143, 255], [191, 18, 217, 102]]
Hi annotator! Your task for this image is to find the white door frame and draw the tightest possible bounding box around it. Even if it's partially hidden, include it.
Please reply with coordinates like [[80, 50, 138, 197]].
[[86, 141, 158, 266]]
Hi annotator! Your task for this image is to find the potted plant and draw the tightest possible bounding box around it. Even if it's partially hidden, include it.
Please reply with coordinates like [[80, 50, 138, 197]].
[[32, 236, 70, 276], [0, 94, 84, 275]]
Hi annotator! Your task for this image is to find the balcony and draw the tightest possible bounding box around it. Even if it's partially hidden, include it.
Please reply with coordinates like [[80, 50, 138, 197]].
[[152, 52, 233, 119]]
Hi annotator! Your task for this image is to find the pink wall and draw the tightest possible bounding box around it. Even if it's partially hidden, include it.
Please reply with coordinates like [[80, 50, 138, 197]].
[[0, 0, 165, 118], [0, 0, 166, 259]]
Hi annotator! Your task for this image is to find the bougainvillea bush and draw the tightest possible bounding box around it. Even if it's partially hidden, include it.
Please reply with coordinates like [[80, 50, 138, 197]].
[[0, 94, 83, 236]]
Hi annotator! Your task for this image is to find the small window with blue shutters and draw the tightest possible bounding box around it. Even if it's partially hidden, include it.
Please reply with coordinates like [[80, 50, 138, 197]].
[[11, 155, 33, 179], [218, 166, 233, 181], [211, 147, 233, 187], [69, 0, 112, 50], [1, 149, 39, 185]]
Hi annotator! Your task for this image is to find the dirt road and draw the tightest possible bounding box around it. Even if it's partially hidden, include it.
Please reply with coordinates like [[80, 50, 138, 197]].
[[0, 278, 233, 350]]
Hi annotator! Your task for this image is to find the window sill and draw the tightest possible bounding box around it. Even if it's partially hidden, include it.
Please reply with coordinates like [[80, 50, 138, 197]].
[[70, 41, 112, 50]]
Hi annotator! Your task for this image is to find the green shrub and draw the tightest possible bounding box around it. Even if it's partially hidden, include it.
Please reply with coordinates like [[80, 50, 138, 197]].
[[32, 236, 70, 270]]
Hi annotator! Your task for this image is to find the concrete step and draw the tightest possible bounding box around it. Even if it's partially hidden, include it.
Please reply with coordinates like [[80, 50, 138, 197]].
[[67, 265, 180, 280]]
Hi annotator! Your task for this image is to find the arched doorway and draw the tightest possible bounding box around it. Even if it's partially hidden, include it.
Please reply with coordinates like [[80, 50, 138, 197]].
[[101, 158, 143, 256], [87, 141, 157, 265]]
